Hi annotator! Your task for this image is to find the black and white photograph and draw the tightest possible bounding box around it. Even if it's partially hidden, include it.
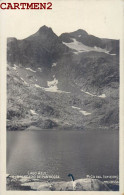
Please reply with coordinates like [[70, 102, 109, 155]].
[[0, 0, 123, 193]]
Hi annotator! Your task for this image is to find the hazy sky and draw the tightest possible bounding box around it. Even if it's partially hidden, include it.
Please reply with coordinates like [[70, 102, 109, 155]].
[[1, 0, 123, 39]]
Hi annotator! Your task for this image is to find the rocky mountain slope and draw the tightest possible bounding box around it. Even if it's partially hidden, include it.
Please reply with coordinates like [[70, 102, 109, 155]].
[[7, 26, 119, 130]]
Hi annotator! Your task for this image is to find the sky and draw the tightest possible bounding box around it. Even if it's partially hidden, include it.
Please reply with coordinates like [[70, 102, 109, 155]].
[[0, 0, 123, 39]]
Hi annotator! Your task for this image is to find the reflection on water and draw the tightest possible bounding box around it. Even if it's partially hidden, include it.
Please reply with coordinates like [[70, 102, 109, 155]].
[[7, 129, 119, 181]]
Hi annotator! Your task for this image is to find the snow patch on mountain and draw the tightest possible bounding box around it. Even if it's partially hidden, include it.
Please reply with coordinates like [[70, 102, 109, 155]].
[[63, 38, 109, 54], [38, 67, 42, 72], [26, 68, 36, 72], [81, 90, 95, 97], [30, 110, 38, 115], [35, 84, 42, 88], [44, 86, 59, 93], [20, 77, 28, 85], [81, 89, 106, 98], [73, 51, 86, 55], [79, 110, 91, 116], [46, 78, 59, 92], [13, 64, 18, 70], [72, 106, 81, 110], [43, 87, 70, 93], [109, 53, 116, 56], [47, 78, 58, 88], [52, 62, 57, 67], [72, 106, 91, 116], [98, 94, 106, 98], [45, 78, 70, 93], [34, 78, 70, 93]]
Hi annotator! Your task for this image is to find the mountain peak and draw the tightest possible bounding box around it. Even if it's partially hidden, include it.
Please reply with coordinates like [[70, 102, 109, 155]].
[[27, 25, 58, 41], [73, 29, 88, 36], [38, 25, 53, 34]]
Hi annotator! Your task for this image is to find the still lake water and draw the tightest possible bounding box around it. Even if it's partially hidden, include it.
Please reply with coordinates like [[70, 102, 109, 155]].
[[7, 129, 119, 181]]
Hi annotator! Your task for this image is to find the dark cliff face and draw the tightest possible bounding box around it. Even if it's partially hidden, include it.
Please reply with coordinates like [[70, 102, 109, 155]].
[[7, 26, 119, 130], [7, 25, 70, 71]]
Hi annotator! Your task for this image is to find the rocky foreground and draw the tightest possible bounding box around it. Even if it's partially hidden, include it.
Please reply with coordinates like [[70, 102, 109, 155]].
[[7, 175, 119, 191]]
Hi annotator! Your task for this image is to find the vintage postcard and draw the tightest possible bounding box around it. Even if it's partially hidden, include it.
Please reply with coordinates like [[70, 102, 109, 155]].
[[0, 0, 124, 194]]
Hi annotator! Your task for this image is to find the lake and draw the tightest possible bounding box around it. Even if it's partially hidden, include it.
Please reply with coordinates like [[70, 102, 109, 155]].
[[7, 129, 119, 182]]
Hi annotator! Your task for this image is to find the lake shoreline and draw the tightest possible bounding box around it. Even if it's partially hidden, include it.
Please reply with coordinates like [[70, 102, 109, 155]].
[[7, 124, 119, 131], [7, 175, 119, 191]]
